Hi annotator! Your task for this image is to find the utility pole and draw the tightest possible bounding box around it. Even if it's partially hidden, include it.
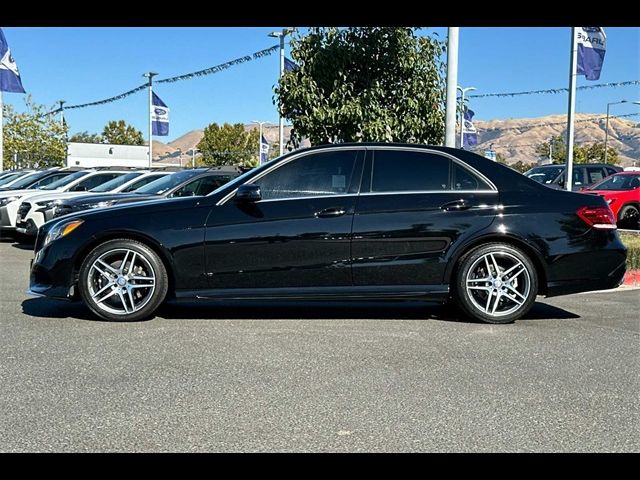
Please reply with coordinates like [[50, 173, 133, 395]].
[[268, 28, 296, 156], [444, 27, 459, 148], [143, 72, 158, 169], [549, 137, 553, 162]]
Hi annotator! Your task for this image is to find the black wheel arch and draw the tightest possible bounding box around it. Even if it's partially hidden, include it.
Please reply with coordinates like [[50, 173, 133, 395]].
[[445, 233, 549, 295], [72, 230, 177, 299]]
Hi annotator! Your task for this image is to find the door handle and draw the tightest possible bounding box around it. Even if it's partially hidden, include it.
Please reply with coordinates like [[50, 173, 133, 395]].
[[440, 200, 472, 211], [316, 207, 347, 218]]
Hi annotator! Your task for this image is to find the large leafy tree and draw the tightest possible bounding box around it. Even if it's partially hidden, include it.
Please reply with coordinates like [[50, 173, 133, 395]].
[[536, 135, 618, 164], [69, 131, 104, 144], [197, 122, 259, 167], [2, 95, 68, 169], [275, 27, 446, 148], [101, 120, 144, 145]]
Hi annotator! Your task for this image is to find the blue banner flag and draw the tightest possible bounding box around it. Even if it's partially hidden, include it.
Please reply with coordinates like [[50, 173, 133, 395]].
[[462, 108, 478, 148], [0, 28, 26, 93], [577, 27, 606, 81], [260, 135, 270, 164], [151, 92, 169, 136], [284, 57, 298, 72]]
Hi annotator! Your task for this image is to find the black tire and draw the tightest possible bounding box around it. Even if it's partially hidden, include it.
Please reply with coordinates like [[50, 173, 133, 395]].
[[78, 238, 168, 321], [454, 243, 538, 324], [618, 205, 640, 230]]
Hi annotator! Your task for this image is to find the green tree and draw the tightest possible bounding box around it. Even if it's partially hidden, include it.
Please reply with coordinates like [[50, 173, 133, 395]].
[[2, 95, 68, 169], [197, 123, 259, 167], [535, 135, 618, 164], [275, 27, 445, 148], [101, 120, 144, 145], [69, 131, 104, 144], [509, 161, 538, 173]]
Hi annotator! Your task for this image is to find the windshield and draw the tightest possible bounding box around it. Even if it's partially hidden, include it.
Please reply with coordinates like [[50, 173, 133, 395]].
[[590, 174, 640, 191], [524, 166, 564, 184], [0, 171, 29, 187], [5, 170, 52, 189], [134, 170, 204, 195], [40, 171, 91, 190], [90, 172, 143, 192]]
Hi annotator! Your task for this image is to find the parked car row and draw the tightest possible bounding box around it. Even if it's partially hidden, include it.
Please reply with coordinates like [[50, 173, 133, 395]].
[[0, 166, 244, 239], [523, 163, 638, 230]]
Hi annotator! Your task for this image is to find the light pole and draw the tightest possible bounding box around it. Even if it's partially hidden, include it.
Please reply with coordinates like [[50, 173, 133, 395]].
[[457, 86, 476, 149], [143, 72, 158, 168], [604, 100, 640, 163], [176, 148, 182, 168], [251, 120, 272, 164], [268, 27, 296, 156], [190, 147, 198, 168]]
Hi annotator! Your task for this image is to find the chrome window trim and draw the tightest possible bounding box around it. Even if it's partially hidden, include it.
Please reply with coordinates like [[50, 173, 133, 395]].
[[216, 145, 498, 206]]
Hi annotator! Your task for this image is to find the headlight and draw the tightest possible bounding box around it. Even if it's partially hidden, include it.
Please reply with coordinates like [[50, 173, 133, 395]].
[[36, 200, 61, 210], [43, 219, 84, 247], [89, 200, 115, 209], [0, 196, 20, 207]]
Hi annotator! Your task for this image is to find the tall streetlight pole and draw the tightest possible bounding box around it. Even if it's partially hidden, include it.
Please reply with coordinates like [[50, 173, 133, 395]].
[[190, 147, 198, 168], [457, 86, 476, 149], [604, 100, 640, 164], [143, 72, 158, 169], [444, 28, 459, 148], [251, 120, 272, 164], [58, 100, 66, 127], [269, 27, 296, 156]]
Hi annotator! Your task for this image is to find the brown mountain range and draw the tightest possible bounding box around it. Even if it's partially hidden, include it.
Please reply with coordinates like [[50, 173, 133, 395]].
[[153, 114, 639, 166]]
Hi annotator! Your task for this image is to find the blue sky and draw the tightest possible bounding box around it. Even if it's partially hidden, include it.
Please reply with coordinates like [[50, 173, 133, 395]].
[[2, 26, 639, 142]]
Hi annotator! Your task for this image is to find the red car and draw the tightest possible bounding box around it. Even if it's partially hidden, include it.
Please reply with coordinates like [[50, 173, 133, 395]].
[[583, 171, 640, 229]]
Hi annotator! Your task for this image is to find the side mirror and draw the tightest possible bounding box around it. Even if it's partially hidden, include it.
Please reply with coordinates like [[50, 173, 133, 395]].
[[235, 184, 261, 203]]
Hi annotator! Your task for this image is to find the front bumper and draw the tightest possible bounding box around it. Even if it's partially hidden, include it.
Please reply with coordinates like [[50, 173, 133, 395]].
[[16, 209, 48, 236]]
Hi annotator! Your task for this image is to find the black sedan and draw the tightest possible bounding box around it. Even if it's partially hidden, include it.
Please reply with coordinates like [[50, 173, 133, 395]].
[[29, 144, 627, 324], [53, 166, 243, 218]]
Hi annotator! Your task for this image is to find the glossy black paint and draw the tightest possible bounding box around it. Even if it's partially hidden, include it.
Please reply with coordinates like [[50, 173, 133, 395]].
[[30, 144, 627, 305]]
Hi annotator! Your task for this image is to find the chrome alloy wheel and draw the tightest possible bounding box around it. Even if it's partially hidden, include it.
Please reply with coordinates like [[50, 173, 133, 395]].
[[465, 251, 531, 318], [87, 248, 156, 315]]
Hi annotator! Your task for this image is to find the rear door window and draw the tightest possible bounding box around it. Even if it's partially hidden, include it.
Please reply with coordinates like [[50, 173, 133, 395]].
[[371, 150, 451, 192]]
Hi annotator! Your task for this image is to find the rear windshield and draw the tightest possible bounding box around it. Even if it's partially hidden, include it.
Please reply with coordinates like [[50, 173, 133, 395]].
[[590, 174, 640, 191], [524, 166, 564, 184]]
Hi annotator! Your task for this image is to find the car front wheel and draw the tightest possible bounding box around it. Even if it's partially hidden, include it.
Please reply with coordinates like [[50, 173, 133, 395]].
[[454, 243, 538, 324], [78, 239, 168, 321]]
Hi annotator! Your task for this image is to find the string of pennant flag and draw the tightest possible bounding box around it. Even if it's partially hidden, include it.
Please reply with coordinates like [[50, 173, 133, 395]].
[[468, 80, 639, 99], [42, 45, 280, 116]]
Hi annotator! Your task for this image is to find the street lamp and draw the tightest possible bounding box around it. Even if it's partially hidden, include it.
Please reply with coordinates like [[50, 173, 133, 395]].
[[268, 27, 297, 156], [251, 120, 272, 164], [604, 100, 640, 163], [457, 86, 476, 149], [190, 147, 198, 169]]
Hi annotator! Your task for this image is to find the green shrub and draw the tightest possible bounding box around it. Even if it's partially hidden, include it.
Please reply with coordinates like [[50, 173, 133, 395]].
[[620, 232, 640, 271]]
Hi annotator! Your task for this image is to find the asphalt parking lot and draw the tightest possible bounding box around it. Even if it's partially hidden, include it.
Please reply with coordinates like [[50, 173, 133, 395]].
[[0, 237, 638, 452]]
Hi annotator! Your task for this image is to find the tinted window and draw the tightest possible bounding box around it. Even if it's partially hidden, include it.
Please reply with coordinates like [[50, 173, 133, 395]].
[[372, 150, 450, 192], [257, 151, 358, 201], [606, 167, 618, 176], [122, 174, 168, 192], [31, 172, 72, 188], [0, 172, 28, 186], [74, 173, 123, 191], [591, 174, 640, 191], [135, 170, 205, 195], [587, 167, 605, 184], [524, 166, 563, 184], [452, 163, 492, 191], [90, 172, 143, 192], [41, 171, 90, 190]]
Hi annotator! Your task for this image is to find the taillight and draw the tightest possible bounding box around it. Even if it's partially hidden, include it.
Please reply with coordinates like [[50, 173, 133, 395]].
[[576, 205, 617, 230]]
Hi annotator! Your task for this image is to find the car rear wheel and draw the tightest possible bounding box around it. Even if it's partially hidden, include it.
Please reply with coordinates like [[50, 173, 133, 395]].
[[454, 243, 538, 324], [78, 239, 168, 321], [618, 205, 639, 230]]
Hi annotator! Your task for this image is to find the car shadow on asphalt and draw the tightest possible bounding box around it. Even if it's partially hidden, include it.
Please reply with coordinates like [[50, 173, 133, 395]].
[[21, 298, 580, 323]]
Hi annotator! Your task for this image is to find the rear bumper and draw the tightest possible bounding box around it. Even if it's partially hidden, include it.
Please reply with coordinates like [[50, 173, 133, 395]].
[[546, 257, 627, 297]]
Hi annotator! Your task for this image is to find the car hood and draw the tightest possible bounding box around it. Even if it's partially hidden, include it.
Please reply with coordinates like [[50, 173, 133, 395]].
[[19, 191, 99, 205], [51, 196, 201, 224], [60, 192, 158, 206], [0, 188, 54, 199]]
